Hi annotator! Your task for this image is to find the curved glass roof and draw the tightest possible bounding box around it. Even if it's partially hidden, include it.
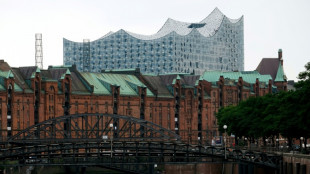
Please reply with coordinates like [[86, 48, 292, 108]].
[[70, 8, 243, 41]]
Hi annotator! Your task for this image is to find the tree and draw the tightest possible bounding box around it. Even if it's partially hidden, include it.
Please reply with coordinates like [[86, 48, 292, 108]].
[[217, 62, 310, 149], [294, 62, 310, 147]]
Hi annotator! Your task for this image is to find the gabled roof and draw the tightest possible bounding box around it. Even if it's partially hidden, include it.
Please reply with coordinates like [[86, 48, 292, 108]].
[[49, 68, 68, 80], [70, 71, 90, 94], [142, 75, 173, 98], [256, 58, 280, 81], [11, 68, 32, 92], [160, 74, 179, 86], [80, 72, 154, 96], [0, 60, 11, 71], [19, 66, 38, 79], [183, 75, 200, 86]]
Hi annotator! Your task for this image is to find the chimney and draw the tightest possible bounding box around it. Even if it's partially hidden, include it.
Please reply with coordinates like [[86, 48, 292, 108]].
[[278, 49, 283, 66]]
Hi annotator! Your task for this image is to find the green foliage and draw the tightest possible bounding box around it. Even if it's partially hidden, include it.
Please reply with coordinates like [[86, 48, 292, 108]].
[[217, 62, 310, 145]]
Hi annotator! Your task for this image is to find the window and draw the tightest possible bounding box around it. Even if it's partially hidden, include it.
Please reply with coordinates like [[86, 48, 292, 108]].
[[95, 102, 99, 113], [105, 102, 108, 113], [150, 103, 153, 120], [27, 110, 30, 127], [84, 102, 88, 113], [126, 102, 132, 116], [17, 120, 20, 130], [75, 101, 78, 114]]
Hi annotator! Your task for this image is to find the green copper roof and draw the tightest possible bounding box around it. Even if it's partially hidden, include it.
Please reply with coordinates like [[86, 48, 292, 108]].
[[59, 69, 71, 80], [8, 70, 14, 78], [36, 67, 41, 73], [172, 74, 181, 84], [0, 70, 14, 79], [80, 72, 154, 96], [0, 70, 23, 92], [274, 63, 286, 82], [65, 69, 71, 75], [202, 71, 272, 84], [241, 71, 272, 84], [31, 72, 36, 78], [0, 84, 5, 91], [14, 83, 23, 92], [80, 72, 110, 95]]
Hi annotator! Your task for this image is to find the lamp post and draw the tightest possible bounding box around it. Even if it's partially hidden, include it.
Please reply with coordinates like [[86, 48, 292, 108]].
[[276, 138, 279, 151], [223, 125, 227, 160], [109, 123, 113, 158]]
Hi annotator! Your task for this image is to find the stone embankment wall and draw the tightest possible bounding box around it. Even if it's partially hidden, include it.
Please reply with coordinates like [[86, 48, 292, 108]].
[[281, 153, 310, 174], [164, 162, 275, 174]]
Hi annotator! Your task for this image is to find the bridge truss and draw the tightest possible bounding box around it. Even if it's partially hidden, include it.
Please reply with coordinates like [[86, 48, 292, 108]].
[[7, 113, 180, 144], [0, 114, 281, 173]]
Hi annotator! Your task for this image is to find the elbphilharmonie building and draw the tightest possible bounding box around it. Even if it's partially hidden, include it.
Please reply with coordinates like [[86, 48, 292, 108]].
[[63, 8, 244, 75]]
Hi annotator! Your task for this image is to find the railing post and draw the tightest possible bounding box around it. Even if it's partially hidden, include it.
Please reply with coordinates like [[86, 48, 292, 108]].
[[186, 144, 189, 162], [135, 142, 139, 171], [173, 143, 176, 162]]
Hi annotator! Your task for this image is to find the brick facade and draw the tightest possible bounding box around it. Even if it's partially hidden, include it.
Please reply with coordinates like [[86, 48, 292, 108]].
[[0, 56, 286, 145]]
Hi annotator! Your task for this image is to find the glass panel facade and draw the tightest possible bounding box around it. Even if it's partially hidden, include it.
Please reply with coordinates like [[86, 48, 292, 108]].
[[63, 8, 244, 75]]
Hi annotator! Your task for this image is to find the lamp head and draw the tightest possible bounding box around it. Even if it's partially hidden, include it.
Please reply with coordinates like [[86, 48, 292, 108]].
[[223, 125, 227, 130]]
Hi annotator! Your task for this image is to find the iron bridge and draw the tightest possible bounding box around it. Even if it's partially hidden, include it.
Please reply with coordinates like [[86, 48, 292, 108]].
[[0, 113, 282, 173]]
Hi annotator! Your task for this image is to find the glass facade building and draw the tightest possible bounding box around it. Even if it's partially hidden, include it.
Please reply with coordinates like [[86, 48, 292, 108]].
[[63, 8, 244, 75]]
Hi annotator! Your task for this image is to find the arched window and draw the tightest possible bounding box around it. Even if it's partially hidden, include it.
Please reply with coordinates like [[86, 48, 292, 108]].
[[49, 86, 55, 102]]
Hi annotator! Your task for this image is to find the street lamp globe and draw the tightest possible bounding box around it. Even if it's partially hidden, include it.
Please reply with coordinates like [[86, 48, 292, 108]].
[[223, 125, 227, 160], [223, 125, 227, 130]]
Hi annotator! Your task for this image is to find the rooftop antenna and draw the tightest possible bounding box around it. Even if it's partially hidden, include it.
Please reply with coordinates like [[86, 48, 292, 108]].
[[35, 33, 43, 69]]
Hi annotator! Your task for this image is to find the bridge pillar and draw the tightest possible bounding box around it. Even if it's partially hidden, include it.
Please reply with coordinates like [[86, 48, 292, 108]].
[[301, 164, 306, 174], [295, 163, 300, 174]]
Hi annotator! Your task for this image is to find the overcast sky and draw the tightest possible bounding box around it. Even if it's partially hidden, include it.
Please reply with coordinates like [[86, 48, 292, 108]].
[[1, 0, 309, 81]]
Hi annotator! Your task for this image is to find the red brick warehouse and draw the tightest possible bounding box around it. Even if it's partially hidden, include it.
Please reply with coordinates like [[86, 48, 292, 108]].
[[0, 50, 287, 145]]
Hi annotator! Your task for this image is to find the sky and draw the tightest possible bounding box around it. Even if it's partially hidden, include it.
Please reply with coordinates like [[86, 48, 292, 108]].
[[0, 0, 309, 81]]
